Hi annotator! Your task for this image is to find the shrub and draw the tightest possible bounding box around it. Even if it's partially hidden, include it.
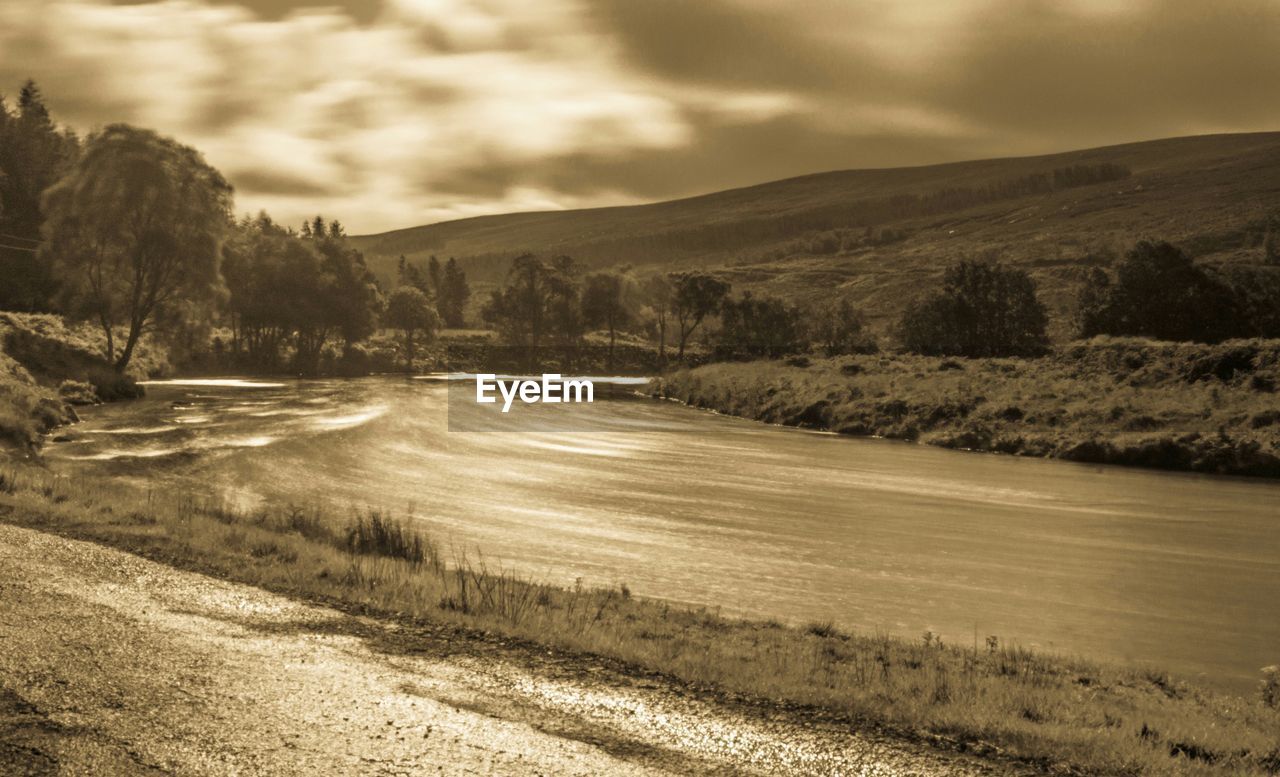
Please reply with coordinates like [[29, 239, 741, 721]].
[[1076, 241, 1249, 342], [899, 260, 1049, 357]]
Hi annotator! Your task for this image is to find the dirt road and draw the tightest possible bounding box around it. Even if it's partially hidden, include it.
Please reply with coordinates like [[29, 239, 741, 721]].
[[0, 523, 1016, 776]]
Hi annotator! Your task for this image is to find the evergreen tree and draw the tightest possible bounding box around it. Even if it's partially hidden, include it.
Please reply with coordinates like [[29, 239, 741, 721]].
[[440, 258, 470, 327]]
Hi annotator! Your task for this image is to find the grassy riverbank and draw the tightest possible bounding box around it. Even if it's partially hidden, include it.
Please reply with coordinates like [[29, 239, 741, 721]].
[[654, 338, 1280, 478], [0, 467, 1276, 776], [0, 312, 169, 452]]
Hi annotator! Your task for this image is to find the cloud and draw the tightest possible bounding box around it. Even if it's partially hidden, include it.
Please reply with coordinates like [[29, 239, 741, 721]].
[[3, 0, 1280, 233]]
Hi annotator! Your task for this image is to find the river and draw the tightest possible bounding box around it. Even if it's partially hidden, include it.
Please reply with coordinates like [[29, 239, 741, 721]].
[[45, 375, 1280, 693]]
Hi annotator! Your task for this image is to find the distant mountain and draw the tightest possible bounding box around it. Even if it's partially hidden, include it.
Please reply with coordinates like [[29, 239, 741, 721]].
[[351, 133, 1280, 337]]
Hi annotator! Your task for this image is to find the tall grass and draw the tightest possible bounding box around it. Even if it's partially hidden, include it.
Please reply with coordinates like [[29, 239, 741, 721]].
[[1, 465, 1277, 776], [656, 338, 1280, 477]]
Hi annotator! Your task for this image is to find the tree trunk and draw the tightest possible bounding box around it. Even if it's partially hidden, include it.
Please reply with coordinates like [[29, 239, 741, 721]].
[[101, 323, 115, 365], [114, 321, 142, 373]]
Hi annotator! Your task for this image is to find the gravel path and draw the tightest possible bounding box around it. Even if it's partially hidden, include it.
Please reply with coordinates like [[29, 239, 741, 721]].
[[0, 523, 1017, 776]]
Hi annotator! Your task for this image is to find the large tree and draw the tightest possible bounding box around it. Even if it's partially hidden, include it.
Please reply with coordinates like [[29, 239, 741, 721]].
[[0, 80, 80, 311], [716, 292, 806, 360], [440, 258, 470, 328], [481, 253, 582, 360], [670, 272, 730, 359], [582, 270, 638, 369], [641, 274, 673, 362], [1075, 241, 1246, 343], [899, 260, 1049, 357], [384, 286, 439, 370], [42, 124, 232, 372]]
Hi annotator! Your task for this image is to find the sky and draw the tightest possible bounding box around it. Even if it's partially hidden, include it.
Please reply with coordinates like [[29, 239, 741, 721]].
[[2, 0, 1279, 234]]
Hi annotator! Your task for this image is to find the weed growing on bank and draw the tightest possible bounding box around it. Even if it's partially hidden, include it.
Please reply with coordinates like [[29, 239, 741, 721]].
[[0, 466, 1277, 776]]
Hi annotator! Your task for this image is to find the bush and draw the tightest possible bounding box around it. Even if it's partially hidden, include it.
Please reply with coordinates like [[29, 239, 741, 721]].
[[1076, 241, 1249, 342], [57, 379, 98, 405], [714, 292, 807, 360], [899, 260, 1049, 357]]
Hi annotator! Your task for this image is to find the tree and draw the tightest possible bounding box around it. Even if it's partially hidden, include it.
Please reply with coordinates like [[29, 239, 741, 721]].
[[641, 274, 674, 362], [397, 255, 430, 294], [582, 270, 638, 368], [440, 258, 470, 327], [670, 272, 730, 359], [809, 298, 875, 356], [427, 256, 443, 304], [384, 286, 439, 370], [1074, 241, 1246, 342], [42, 124, 232, 372], [0, 79, 80, 311], [716, 292, 806, 359], [222, 213, 382, 373], [315, 235, 382, 353], [899, 260, 1049, 357], [481, 254, 582, 364]]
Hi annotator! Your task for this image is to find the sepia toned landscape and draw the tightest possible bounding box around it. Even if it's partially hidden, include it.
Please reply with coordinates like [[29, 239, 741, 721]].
[[3, 1, 1280, 775]]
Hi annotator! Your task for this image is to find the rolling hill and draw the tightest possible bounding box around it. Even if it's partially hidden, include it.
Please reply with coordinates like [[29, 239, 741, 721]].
[[351, 132, 1280, 338]]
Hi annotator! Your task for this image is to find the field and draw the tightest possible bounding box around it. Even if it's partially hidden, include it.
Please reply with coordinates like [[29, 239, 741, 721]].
[[655, 338, 1280, 478], [0, 466, 1277, 776]]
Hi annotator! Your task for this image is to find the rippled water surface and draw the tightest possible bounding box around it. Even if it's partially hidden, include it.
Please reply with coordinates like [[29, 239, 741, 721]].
[[48, 376, 1280, 691]]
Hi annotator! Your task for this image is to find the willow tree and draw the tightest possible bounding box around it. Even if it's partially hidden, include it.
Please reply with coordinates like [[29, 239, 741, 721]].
[[42, 124, 232, 372]]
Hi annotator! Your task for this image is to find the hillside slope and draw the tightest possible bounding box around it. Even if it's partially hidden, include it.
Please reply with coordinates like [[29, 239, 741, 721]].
[[352, 132, 1280, 336]]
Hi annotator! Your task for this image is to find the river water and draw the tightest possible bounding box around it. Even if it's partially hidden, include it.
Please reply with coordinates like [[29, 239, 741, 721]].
[[46, 376, 1280, 693]]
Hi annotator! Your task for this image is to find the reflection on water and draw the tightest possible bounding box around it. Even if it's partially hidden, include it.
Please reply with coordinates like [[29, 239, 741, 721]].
[[48, 376, 1280, 692]]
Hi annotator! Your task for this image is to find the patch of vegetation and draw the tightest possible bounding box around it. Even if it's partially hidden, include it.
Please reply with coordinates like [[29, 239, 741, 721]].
[[0, 312, 170, 453], [0, 467, 1276, 776], [656, 338, 1280, 477]]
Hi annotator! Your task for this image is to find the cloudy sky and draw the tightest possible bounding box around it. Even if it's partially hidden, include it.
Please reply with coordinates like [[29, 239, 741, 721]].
[[3, 0, 1279, 233]]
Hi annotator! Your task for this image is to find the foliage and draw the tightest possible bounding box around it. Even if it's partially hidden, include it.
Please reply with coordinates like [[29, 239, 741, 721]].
[[1077, 240, 1251, 343], [670, 272, 731, 359], [222, 213, 381, 373], [640, 274, 675, 361], [899, 260, 1049, 357], [481, 254, 582, 354], [41, 124, 232, 373], [715, 292, 806, 359], [383, 286, 438, 369], [0, 80, 81, 312], [440, 258, 470, 327], [808, 298, 876, 356], [581, 270, 639, 367]]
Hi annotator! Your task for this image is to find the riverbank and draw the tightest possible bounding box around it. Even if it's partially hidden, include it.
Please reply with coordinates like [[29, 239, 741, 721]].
[[653, 337, 1280, 478], [2, 466, 1277, 776], [0, 312, 171, 453]]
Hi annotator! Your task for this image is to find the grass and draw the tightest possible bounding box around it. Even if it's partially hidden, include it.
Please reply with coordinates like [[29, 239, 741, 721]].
[[0, 465, 1277, 776], [655, 337, 1280, 477], [0, 312, 171, 452]]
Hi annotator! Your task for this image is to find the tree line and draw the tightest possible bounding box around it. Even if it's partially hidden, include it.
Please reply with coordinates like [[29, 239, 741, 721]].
[[479, 253, 876, 367], [480, 237, 1280, 366], [0, 80, 472, 376], [5, 78, 1277, 375]]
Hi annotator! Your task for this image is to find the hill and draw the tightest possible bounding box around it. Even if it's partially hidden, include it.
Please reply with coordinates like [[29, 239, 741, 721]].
[[351, 133, 1280, 338]]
